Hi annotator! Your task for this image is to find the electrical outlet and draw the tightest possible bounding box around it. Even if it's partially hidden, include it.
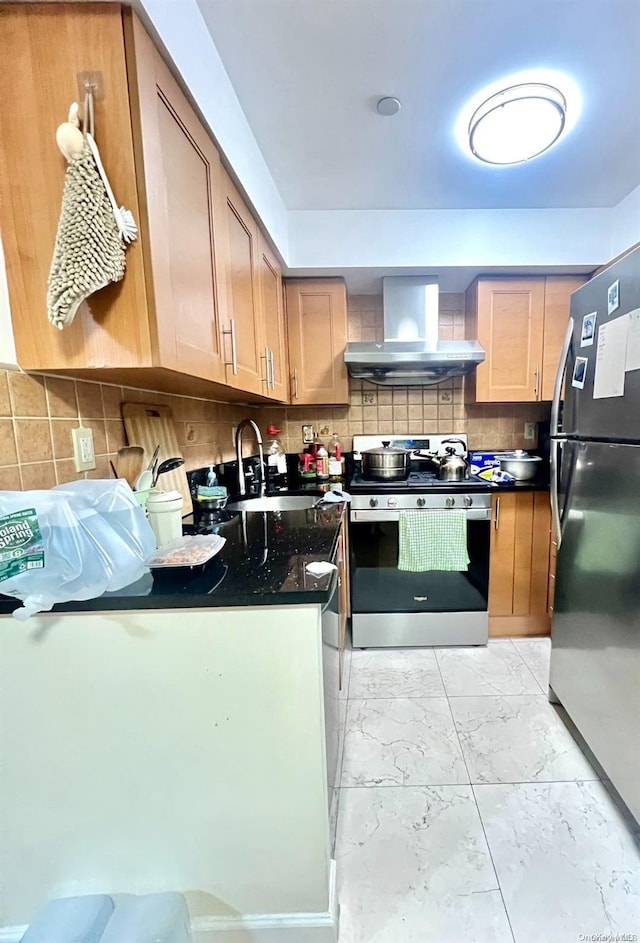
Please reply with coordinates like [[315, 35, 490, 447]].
[[524, 422, 536, 442], [72, 427, 96, 472]]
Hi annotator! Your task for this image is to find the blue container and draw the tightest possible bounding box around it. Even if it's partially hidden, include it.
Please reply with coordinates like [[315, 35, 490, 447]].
[[99, 893, 192, 943], [20, 895, 114, 943]]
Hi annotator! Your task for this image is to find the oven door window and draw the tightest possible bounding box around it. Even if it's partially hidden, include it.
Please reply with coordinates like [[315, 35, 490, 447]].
[[350, 517, 490, 614]]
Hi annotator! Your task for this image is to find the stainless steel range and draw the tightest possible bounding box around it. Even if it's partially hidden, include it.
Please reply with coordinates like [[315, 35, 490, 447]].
[[348, 434, 492, 648]]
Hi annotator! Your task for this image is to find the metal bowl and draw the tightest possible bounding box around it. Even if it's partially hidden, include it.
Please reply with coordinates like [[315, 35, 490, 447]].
[[498, 450, 543, 480]]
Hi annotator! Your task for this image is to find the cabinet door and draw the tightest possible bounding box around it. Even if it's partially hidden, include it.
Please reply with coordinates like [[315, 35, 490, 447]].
[[488, 493, 517, 617], [257, 233, 288, 402], [489, 491, 551, 636], [217, 169, 264, 396], [541, 276, 588, 401], [0, 5, 151, 372], [285, 279, 349, 405], [473, 279, 546, 402], [127, 15, 225, 382]]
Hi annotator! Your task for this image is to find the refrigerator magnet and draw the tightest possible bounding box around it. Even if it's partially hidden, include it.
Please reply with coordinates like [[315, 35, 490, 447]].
[[581, 313, 596, 347], [608, 280, 620, 315], [572, 356, 588, 389]]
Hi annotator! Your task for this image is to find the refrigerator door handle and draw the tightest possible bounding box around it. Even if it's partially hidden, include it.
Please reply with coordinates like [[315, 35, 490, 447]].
[[551, 317, 574, 437], [550, 438, 562, 546]]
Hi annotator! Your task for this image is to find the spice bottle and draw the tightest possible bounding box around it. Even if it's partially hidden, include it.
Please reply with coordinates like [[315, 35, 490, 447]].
[[328, 433, 345, 479], [316, 445, 329, 480], [266, 424, 288, 482]]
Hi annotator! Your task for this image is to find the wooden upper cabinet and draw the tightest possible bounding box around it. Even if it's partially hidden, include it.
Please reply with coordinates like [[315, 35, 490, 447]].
[[216, 168, 264, 396], [257, 233, 288, 402], [468, 278, 546, 402], [285, 279, 349, 405], [466, 275, 588, 404], [126, 14, 225, 383], [0, 4, 152, 372], [488, 491, 551, 637], [541, 276, 587, 400], [0, 5, 284, 400]]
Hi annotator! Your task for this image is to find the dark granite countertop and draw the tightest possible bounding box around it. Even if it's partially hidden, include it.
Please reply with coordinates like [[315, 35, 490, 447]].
[[0, 502, 345, 617], [482, 477, 550, 492]]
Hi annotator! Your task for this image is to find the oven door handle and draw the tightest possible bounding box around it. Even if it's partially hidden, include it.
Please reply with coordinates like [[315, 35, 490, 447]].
[[351, 509, 491, 523]]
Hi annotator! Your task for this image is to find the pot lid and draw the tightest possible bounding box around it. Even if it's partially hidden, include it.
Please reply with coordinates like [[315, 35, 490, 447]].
[[363, 441, 409, 456], [500, 450, 542, 462]]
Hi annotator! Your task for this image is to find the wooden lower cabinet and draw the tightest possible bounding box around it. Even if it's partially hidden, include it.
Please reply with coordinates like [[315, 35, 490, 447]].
[[488, 491, 552, 637], [285, 279, 349, 405]]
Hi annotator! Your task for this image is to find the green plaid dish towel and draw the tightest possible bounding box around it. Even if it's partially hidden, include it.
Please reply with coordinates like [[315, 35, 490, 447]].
[[398, 510, 470, 572]]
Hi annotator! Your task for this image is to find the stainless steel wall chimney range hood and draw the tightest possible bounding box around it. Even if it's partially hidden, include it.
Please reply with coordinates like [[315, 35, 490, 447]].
[[344, 276, 485, 387]]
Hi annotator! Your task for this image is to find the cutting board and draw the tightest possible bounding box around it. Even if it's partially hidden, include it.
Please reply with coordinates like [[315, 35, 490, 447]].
[[122, 403, 192, 514]]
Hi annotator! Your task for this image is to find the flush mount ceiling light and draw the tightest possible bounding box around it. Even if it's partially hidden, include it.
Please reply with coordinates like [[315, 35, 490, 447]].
[[468, 83, 567, 164]]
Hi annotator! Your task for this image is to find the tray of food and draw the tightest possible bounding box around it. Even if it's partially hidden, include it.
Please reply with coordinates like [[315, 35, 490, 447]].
[[146, 534, 226, 575]]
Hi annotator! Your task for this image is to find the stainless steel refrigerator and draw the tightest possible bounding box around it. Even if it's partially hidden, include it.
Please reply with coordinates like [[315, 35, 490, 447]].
[[550, 244, 640, 824]]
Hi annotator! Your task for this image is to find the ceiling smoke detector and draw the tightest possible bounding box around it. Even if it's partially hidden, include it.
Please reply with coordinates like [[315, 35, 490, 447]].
[[468, 83, 567, 164], [376, 96, 401, 116]]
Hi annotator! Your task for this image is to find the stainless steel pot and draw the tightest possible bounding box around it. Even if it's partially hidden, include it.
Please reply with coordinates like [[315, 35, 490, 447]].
[[361, 441, 409, 480], [498, 450, 543, 480]]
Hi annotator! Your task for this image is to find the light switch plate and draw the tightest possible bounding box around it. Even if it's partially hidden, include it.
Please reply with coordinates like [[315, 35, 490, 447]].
[[72, 426, 96, 472]]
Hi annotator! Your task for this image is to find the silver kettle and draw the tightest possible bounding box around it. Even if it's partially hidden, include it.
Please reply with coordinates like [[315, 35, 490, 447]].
[[435, 439, 469, 482]]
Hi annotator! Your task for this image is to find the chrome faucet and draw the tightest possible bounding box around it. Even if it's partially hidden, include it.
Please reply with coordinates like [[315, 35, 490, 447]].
[[235, 419, 266, 496]]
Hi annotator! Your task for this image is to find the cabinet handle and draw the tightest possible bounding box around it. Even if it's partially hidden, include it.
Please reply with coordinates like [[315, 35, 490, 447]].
[[261, 347, 269, 387], [223, 320, 238, 376], [494, 497, 500, 531], [534, 365, 540, 399], [292, 368, 299, 400], [269, 349, 275, 390]]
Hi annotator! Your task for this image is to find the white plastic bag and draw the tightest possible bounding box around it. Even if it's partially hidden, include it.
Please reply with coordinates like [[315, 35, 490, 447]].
[[54, 479, 155, 590], [0, 481, 156, 620], [0, 490, 108, 620]]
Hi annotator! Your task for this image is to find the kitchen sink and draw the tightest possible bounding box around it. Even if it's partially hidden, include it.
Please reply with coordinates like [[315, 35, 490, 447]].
[[227, 495, 322, 512]]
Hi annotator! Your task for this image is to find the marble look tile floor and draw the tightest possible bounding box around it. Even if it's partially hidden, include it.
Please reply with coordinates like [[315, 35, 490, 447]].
[[336, 638, 640, 943]]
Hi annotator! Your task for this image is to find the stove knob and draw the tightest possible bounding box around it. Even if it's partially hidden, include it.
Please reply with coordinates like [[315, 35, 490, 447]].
[[417, 497, 426, 508], [446, 497, 455, 508], [387, 497, 398, 508], [464, 495, 473, 508], [369, 497, 379, 508]]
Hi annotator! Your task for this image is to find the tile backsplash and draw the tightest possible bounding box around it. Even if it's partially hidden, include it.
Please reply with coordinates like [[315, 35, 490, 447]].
[[0, 369, 259, 491], [258, 293, 550, 455], [0, 291, 549, 491]]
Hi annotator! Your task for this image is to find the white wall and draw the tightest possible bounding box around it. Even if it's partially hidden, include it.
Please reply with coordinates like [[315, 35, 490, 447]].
[[137, 1, 638, 278], [287, 207, 612, 270], [609, 182, 640, 259], [0, 234, 18, 368], [0, 607, 332, 933], [138, 0, 290, 261]]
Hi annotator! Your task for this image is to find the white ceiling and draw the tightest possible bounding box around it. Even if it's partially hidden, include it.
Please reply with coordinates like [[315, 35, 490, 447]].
[[197, 0, 640, 212]]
